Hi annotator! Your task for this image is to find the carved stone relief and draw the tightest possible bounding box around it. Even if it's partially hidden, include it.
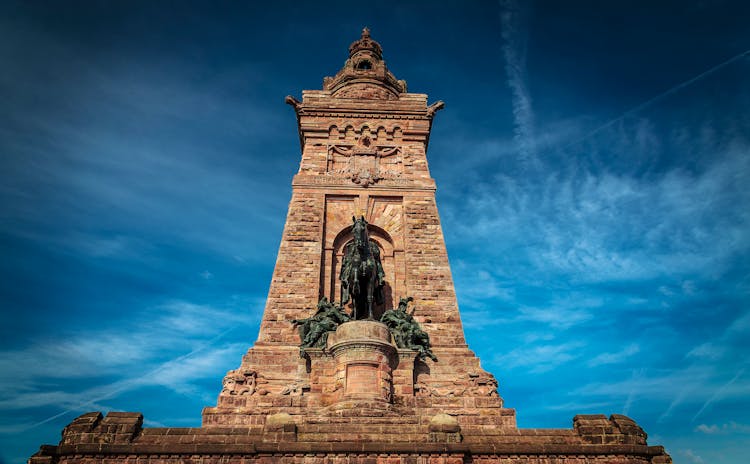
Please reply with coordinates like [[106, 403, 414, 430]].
[[220, 369, 270, 396], [467, 371, 499, 397], [326, 125, 404, 187], [414, 372, 499, 398], [280, 380, 310, 396]]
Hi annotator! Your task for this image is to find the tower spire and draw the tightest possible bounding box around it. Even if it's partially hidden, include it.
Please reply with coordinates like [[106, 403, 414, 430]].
[[322, 27, 406, 97]]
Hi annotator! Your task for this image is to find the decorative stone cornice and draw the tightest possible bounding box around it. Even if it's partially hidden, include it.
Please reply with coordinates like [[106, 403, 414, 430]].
[[294, 108, 436, 121]]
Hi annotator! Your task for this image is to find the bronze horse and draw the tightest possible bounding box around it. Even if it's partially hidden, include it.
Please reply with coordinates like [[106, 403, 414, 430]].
[[339, 216, 385, 320]]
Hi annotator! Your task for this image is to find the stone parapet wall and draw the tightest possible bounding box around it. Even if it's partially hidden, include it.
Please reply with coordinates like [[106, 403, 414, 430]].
[[39, 453, 669, 464], [32, 410, 671, 463], [31, 410, 672, 463], [47, 410, 659, 448]]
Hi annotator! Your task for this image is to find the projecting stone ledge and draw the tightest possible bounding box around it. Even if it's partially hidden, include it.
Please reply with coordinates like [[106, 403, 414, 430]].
[[29, 411, 672, 463]]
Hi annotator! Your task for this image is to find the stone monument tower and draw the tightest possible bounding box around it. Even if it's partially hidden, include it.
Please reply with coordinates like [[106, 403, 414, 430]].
[[202, 26, 507, 430], [30, 29, 672, 464]]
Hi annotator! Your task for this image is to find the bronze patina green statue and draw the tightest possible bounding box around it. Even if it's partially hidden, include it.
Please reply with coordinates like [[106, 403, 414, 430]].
[[380, 296, 437, 361], [340, 216, 385, 320], [292, 297, 351, 356]]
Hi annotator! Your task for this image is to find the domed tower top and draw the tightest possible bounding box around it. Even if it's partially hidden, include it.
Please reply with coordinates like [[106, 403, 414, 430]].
[[322, 27, 407, 99], [348, 27, 382, 60]]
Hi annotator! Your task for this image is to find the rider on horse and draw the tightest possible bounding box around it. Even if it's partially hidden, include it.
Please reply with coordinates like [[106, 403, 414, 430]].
[[340, 216, 385, 319]]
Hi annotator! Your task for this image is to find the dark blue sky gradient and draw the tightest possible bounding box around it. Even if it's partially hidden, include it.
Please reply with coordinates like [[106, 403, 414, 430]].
[[1, 1, 749, 463]]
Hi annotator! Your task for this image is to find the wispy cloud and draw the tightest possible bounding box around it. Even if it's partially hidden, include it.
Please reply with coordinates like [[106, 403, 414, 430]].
[[0, 19, 290, 264], [695, 421, 750, 435], [679, 449, 705, 464], [458, 145, 749, 283], [0, 298, 260, 430], [16, 340, 244, 429], [687, 342, 726, 361], [495, 341, 585, 373], [587, 343, 640, 367], [516, 295, 599, 329], [436, 20, 749, 464], [499, 0, 538, 171], [459, 295, 596, 331], [547, 400, 614, 412], [570, 364, 750, 425]]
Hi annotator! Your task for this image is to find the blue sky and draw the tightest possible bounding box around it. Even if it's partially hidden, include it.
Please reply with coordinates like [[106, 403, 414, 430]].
[[1, 1, 748, 463]]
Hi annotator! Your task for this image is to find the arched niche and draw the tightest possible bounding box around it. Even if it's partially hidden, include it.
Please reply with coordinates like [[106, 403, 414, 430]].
[[329, 125, 341, 139], [376, 126, 387, 141], [324, 223, 397, 319]]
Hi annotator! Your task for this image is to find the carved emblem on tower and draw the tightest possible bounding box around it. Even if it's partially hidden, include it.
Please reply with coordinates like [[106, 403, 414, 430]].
[[328, 141, 401, 187], [327, 129, 403, 187]]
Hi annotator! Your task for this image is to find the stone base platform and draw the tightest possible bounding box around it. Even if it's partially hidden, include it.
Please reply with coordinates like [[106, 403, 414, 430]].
[[30, 411, 671, 463]]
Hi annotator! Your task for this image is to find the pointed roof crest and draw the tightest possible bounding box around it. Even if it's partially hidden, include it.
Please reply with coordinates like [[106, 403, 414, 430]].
[[349, 27, 383, 60]]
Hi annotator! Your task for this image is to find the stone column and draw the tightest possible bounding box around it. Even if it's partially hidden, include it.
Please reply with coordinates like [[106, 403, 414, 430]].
[[327, 320, 396, 404]]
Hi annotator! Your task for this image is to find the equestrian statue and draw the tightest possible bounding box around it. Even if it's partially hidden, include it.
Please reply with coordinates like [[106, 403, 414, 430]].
[[340, 216, 385, 320]]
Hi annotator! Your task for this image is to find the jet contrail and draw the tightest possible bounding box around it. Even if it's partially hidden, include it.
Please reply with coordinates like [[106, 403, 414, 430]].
[[499, 0, 539, 172], [692, 368, 745, 422], [563, 48, 750, 151], [24, 326, 238, 431]]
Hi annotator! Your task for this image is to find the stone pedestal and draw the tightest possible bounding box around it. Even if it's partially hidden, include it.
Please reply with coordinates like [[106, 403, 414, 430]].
[[327, 320, 396, 403]]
